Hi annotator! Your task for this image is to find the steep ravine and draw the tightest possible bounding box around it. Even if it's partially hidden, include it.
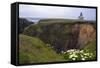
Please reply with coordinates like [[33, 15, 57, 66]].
[[23, 22, 96, 53]]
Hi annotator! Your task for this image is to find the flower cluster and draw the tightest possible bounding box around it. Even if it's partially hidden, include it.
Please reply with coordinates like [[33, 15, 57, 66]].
[[62, 49, 95, 61]]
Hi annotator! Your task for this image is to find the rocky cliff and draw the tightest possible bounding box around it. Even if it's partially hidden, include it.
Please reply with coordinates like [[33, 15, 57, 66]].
[[23, 20, 96, 53]]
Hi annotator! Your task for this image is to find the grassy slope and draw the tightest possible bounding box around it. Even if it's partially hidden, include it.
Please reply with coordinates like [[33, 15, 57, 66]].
[[19, 34, 65, 64]]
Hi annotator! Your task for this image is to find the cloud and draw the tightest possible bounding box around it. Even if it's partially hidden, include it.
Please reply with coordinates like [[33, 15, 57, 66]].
[[19, 4, 96, 20]]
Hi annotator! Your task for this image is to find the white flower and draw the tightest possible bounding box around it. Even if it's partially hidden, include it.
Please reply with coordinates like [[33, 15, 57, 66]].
[[67, 49, 75, 52], [64, 49, 94, 61], [72, 58, 76, 60], [69, 52, 73, 54], [69, 53, 78, 58], [80, 54, 84, 58], [80, 50, 84, 53], [90, 53, 93, 56], [74, 55, 78, 58], [84, 53, 89, 56], [75, 50, 80, 53], [84, 56, 87, 59], [89, 56, 92, 58], [63, 52, 66, 54], [82, 58, 85, 60]]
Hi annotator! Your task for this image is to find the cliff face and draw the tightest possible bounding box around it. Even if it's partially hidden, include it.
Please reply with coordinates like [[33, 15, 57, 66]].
[[23, 22, 96, 53], [77, 24, 96, 49]]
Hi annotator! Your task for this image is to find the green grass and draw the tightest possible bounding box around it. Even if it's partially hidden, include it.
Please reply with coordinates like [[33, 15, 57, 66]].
[[38, 19, 96, 25], [83, 40, 96, 60], [84, 39, 96, 52], [19, 34, 65, 64]]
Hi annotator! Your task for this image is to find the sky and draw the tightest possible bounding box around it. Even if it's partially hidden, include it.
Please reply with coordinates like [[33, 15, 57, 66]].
[[19, 4, 96, 21]]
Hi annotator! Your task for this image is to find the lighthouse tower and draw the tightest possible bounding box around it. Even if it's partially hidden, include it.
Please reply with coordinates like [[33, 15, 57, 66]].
[[78, 12, 84, 20]]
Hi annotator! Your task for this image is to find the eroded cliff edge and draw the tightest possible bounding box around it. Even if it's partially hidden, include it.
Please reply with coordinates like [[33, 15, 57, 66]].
[[23, 20, 96, 53]]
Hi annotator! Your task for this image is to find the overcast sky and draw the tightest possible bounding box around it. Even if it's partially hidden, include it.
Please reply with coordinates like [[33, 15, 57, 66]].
[[19, 4, 96, 21]]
